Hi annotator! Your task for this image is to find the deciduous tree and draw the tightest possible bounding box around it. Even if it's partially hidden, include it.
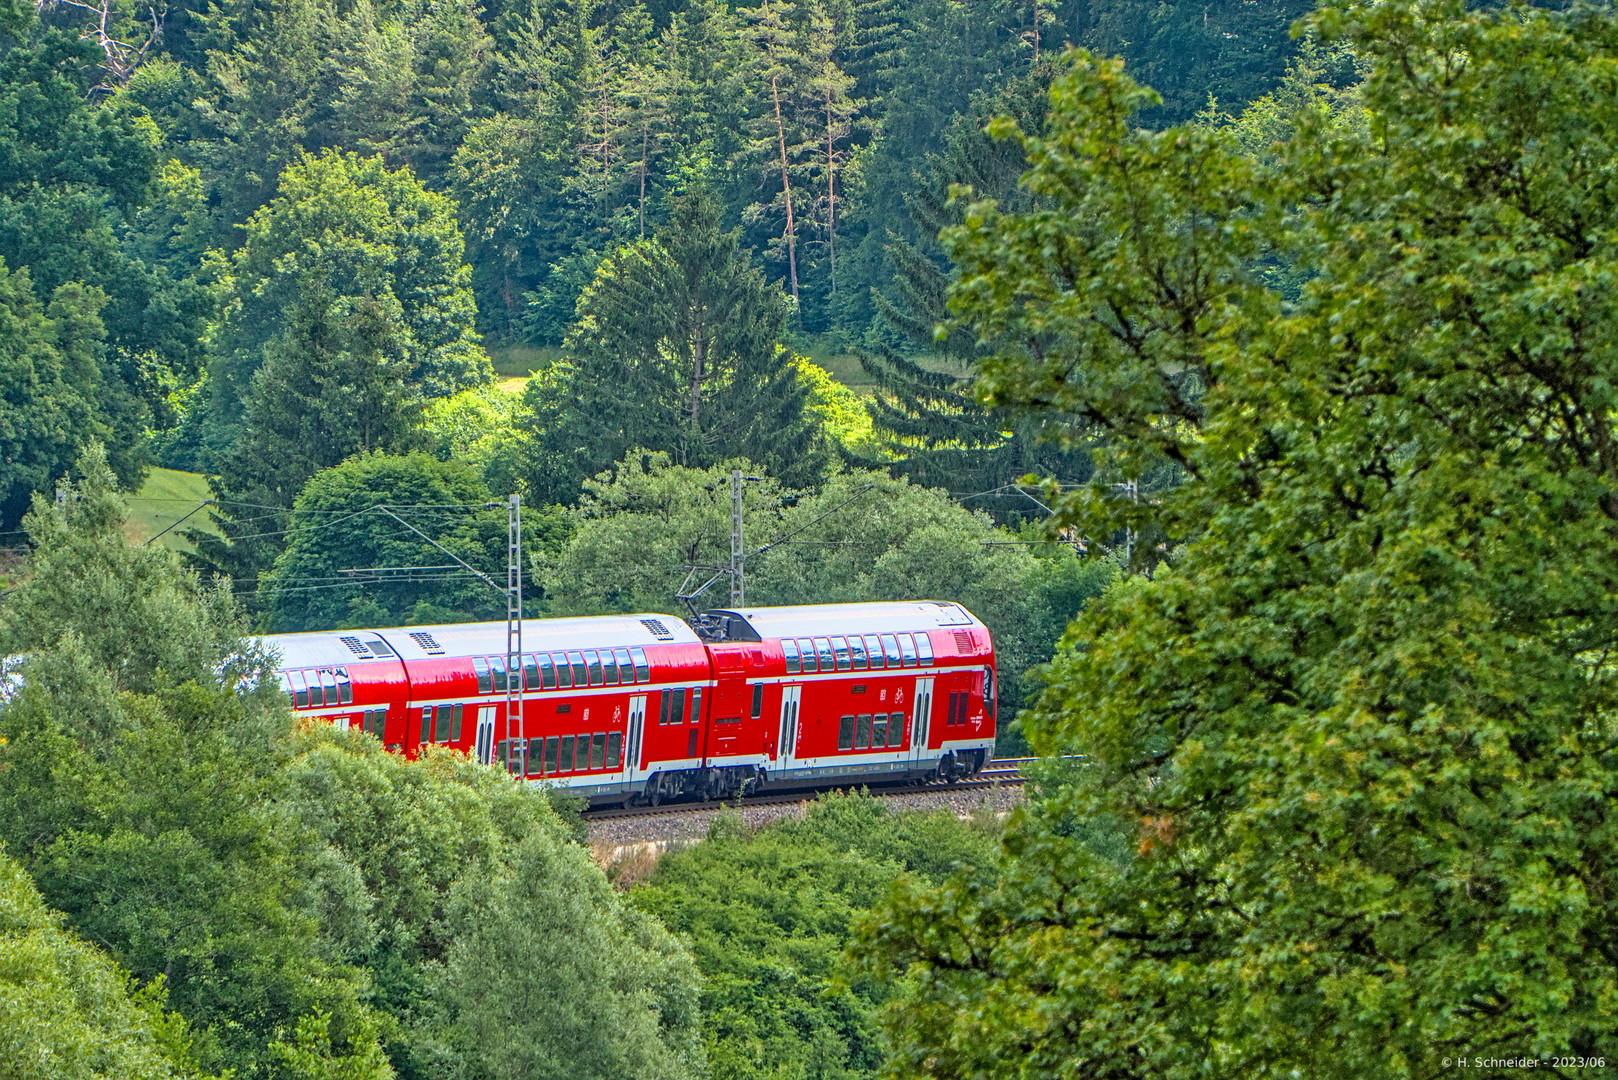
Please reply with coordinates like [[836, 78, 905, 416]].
[[858, 3, 1618, 1073]]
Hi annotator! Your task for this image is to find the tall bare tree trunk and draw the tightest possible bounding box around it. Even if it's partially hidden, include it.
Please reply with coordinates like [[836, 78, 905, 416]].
[[690, 308, 706, 426], [825, 92, 837, 295], [640, 127, 649, 237], [771, 74, 799, 305]]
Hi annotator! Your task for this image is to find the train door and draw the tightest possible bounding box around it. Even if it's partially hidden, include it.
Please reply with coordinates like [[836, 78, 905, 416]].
[[777, 685, 802, 767], [474, 706, 496, 765], [910, 678, 935, 767], [624, 695, 648, 783]]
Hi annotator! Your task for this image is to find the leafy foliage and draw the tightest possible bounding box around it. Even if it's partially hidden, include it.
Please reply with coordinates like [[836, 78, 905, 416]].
[[631, 793, 1001, 1080], [857, 3, 1618, 1074], [0, 847, 206, 1080], [256, 451, 508, 631]]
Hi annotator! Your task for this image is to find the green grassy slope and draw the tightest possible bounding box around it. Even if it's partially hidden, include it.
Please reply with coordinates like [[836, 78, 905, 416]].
[[126, 468, 219, 552]]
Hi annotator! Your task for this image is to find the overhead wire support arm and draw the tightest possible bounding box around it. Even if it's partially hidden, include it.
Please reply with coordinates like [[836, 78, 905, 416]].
[[374, 505, 503, 594]]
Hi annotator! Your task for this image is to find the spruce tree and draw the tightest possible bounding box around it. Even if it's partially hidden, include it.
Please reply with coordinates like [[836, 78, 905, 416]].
[[856, 68, 1092, 508], [517, 189, 825, 502]]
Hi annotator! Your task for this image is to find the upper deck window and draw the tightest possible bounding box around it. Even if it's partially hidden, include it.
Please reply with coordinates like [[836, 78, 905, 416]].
[[614, 648, 634, 683], [880, 634, 902, 667], [491, 656, 507, 692], [473, 657, 492, 693], [523, 654, 540, 690], [814, 638, 835, 672], [865, 635, 884, 669], [319, 669, 339, 705], [600, 649, 619, 686], [915, 634, 934, 666], [552, 652, 572, 689], [899, 635, 918, 667], [798, 639, 818, 673], [782, 639, 801, 674], [568, 652, 588, 687], [335, 667, 353, 704], [584, 650, 604, 686], [832, 637, 851, 671], [630, 647, 649, 682], [849, 637, 868, 670]]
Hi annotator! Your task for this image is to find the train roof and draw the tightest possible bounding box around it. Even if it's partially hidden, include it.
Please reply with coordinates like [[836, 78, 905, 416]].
[[264, 613, 701, 669], [709, 601, 983, 640]]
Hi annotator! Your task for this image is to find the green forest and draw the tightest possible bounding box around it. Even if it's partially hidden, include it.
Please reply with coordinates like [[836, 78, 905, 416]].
[[4, 0, 1618, 1075]]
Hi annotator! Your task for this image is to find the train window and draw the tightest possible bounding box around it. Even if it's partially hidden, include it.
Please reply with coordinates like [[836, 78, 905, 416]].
[[670, 688, 685, 725], [849, 637, 867, 670], [607, 732, 622, 769], [660, 688, 673, 725], [856, 714, 872, 749], [336, 668, 353, 705], [473, 658, 492, 693], [569, 652, 588, 687], [527, 737, 543, 775], [798, 639, 818, 673], [545, 736, 559, 773], [872, 714, 888, 747], [536, 653, 556, 690], [600, 650, 618, 686], [832, 637, 851, 671], [899, 635, 918, 667], [688, 687, 703, 724], [838, 715, 855, 750], [523, 655, 539, 691], [881, 634, 902, 667], [591, 733, 606, 770], [815, 638, 834, 671], [491, 656, 507, 692], [581, 651, 600, 686], [782, 638, 800, 674], [615, 648, 633, 683], [548, 653, 568, 689], [451, 703, 463, 742], [419, 707, 431, 744], [983, 669, 995, 720], [290, 671, 309, 708], [892, 711, 908, 746], [916, 634, 934, 666], [559, 735, 575, 772], [751, 683, 764, 718], [319, 669, 339, 705], [278, 672, 293, 703], [864, 635, 884, 669], [947, 692, 960, 727], [630, 647, 649, 682]]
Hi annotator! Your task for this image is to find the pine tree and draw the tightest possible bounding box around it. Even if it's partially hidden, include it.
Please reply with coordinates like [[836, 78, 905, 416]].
[[802, 5, 862, 296], [743, 0, 811, 307]]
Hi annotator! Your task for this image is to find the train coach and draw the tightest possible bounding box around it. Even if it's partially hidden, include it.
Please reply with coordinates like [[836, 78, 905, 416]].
[[262, 600, 996, 806]]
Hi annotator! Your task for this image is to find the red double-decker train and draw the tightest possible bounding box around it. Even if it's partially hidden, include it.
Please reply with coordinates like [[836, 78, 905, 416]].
[[263, 601, 997, 805]]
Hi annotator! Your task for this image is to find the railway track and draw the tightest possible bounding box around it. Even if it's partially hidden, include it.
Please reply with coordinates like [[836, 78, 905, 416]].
[[582, 758, 1035, 822]]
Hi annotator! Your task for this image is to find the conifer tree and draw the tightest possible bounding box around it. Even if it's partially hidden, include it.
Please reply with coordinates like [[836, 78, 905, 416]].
[[856, 68, 1091, 505], [515, 190, 825, 502]]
